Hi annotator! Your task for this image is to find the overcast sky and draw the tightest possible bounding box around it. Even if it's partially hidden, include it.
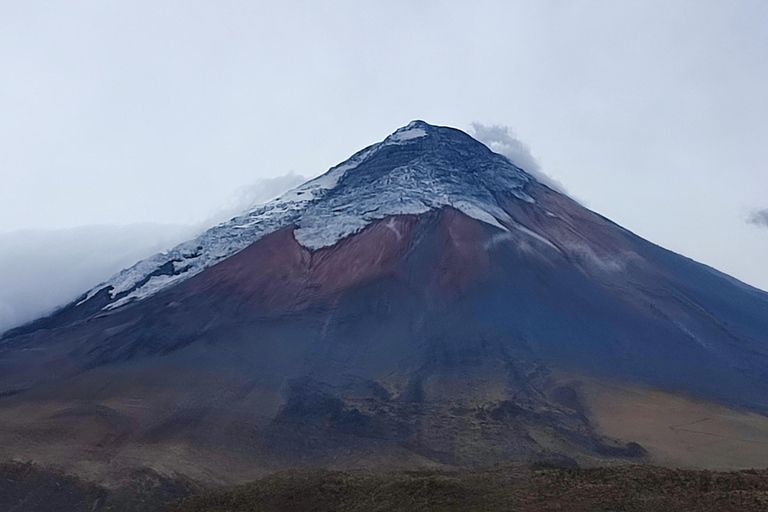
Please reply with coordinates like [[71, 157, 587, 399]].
[[1, 1, 767, 327]]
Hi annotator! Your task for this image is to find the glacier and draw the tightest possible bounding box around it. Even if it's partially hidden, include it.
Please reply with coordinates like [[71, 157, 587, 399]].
[[81, 121, 540, 311]]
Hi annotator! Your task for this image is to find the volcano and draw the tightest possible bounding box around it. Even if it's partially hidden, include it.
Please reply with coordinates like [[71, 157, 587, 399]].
[[2, 121, 768, 484]]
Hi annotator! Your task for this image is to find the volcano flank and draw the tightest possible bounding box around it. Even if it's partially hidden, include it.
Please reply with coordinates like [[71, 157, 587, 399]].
[[2, 121, 768, 488]]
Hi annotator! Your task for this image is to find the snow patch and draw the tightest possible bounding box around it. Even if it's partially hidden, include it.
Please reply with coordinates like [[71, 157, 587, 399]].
[[384, 218, 403, 241], [451, 200, 508, 231], [387, 127, 428, 143], [482, 224, 561, 255], [75, 286, 105, 307], [512, 224, 560, 252], [105, 273, 187, 311]]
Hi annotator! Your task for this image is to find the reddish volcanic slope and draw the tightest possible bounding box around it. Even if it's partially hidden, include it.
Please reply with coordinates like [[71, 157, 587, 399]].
[[186, 215, 421, 314]]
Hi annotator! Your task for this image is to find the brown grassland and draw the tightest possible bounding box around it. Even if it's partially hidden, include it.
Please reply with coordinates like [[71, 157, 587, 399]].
[[5, 462, 768, 511]]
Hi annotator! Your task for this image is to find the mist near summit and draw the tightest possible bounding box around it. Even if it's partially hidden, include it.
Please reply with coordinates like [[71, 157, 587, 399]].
[[0, 224, 194, 334], [469, 123, 566, 194]]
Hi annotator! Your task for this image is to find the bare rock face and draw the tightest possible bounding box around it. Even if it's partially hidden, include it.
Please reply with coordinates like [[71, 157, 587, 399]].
[[1, 122, 768, 483]]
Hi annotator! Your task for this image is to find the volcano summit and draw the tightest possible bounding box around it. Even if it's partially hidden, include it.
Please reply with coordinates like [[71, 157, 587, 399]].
[[2, 122, 768, 484]]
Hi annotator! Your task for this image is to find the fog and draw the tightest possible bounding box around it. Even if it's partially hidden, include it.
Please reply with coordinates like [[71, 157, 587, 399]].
[[0, 173, 305, 333], [469, 123, 566, 194], [0, 224, 194, 333]]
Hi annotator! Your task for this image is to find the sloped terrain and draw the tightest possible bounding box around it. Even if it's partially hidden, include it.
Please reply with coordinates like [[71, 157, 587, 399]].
[[5, 462, 768, 512], [1, 122, 768, 489], [569, 374, 768, 470], [170, 465, 768, 512], [0, 462, 195, 512]]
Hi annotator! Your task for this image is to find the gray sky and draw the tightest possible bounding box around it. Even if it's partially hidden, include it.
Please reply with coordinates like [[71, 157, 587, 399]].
[[2, 0, 767, 314]]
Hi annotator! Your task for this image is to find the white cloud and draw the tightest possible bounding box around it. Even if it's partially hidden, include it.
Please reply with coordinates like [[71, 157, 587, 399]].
[[0, 224, 195, 334], [0, 173, 308, 334], [469, 123, 567, 194]]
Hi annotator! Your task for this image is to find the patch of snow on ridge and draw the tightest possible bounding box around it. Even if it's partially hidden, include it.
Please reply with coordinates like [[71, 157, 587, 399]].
[[387, 127, 428, 144], [75, 286, 103, 307], [79, 120, 539, 312], [292, 159, 520, 249], [105, 273, 187, 311], [451, 200, 508, 231]]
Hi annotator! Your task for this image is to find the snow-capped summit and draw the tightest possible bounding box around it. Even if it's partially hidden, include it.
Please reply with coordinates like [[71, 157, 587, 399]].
[[54, 121, 546, 314]]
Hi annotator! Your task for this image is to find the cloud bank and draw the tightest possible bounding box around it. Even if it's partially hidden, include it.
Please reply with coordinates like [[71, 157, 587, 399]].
[[469, 123, 566, 194], [0, 224, 196, 334], [747, 209, 768, 228], [0, 173, 308, 334]]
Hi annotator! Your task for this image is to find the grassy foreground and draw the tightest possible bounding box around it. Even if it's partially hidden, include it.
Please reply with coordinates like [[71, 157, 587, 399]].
[[171, 465, 768, 512], [4, 462, 768, 511]]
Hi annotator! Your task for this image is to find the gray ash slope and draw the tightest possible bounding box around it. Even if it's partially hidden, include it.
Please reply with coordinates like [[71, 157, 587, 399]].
[[1, 121, 768, 477]]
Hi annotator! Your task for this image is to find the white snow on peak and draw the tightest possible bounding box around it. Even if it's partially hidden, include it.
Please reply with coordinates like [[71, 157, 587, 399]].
[[386, 126, 428, 144], [78, 121, 538, 312]]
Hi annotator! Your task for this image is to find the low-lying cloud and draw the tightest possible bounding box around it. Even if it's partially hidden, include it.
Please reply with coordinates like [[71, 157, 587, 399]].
[[469, 123, 567, 194], [0, 224, 196, 334], [0, 173, 308, 335], [747, 209, 768, 228]]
